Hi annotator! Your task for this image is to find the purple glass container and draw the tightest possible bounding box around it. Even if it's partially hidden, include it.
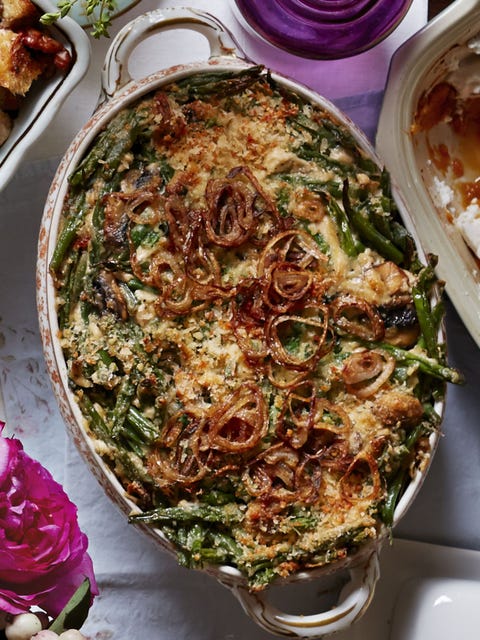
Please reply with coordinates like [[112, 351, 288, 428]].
[[232, 0, 414, 59]]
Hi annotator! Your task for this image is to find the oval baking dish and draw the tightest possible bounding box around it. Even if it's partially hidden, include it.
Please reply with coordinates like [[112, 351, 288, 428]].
[[36, 8, 460, 637]]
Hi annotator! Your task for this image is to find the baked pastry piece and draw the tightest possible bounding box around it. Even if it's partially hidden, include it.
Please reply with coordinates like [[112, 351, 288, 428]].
[[0, 0, 39, 29], [0, 0, 71, 147], [0, 26, 45, 95]]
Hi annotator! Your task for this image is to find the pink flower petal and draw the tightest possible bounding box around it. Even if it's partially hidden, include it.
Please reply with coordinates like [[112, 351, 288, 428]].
[[0, 426, 98, 617]]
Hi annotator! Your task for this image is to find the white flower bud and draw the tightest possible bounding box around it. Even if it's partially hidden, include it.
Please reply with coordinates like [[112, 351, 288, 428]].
[[5, 613, 42, 640], [58, 631, 87, 640], [31, 632, 59, 639]]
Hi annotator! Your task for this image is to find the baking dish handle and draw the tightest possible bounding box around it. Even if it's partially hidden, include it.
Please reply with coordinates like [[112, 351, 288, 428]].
[[100, 7, 245, 102], [224, 550, 379, 638]]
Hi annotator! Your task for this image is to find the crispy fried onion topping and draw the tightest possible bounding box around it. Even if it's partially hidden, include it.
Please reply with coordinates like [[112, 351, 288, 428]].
[[125, 166, 288, 317], [120, 168, 392, 406], [266, 308, 329, 371], [257, 229, 328, 277], [243, 391, 381, 507], [147, 379, 384, 508], [202, 382, 268, 453], [331, 294, 385, 341], [342, 349, 395, 398], [276, 385, 352, 450], [243, 443, 322, 506], [204, 166, 281, 247], [147, 383, 267, 489], [147, 410, 208, 488], [340, 452, 382, 503], [230, 229, 332, 387]]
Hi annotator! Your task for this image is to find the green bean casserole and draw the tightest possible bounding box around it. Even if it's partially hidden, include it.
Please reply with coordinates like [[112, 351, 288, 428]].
[[51, 67, 462, 589]]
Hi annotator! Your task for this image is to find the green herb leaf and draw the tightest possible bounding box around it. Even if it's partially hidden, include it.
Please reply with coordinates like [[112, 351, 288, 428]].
[[40, 0, 115, 39], [49, 578, 92, 634]]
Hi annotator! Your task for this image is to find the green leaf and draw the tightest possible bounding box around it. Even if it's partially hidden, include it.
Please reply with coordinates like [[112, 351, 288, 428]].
[[49, 578, 92, 634]]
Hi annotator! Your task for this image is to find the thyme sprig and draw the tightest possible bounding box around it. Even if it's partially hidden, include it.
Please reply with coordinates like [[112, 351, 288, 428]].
[[41, 0, 118, 39]]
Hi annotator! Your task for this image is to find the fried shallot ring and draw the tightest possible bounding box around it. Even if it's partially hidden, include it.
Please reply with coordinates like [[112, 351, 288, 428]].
[[265, 307, 329, 371], [340, 452, 382, 503], [257, 229, 328, 277], [204, 382, 268, 453], [147, 411, 207, 488], [331, 294, 385, 341], [342, 349, 395, 398]]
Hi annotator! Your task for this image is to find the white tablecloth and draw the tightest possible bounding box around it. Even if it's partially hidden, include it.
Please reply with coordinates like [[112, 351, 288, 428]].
[[3, 1, 480, 638]]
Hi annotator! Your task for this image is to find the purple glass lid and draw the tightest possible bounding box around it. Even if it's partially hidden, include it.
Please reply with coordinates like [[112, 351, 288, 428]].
[[232, 0, 414, 59]]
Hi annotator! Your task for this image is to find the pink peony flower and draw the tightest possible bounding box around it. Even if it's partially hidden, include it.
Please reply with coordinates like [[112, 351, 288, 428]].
[[0, 422, 98, 617]]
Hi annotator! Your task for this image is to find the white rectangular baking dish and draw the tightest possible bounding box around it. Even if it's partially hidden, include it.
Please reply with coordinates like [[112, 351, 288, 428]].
[[0, 0, 90, 191], [377, 0, 480, 348]]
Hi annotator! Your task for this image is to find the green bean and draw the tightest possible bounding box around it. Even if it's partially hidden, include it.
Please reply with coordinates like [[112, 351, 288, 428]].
[[50, 215, 84, 274], [78, 393, 110, 439], [59, 248, 91, 327], [289, 112, 359, 159], [158, 156, 175, 185], [249, 566, 277, 588], [124, 406, 157, 445], [174, 66, 265, 102], [129, 224, 161, 248], [88, 201, 106, 266], [119, 435, 144, 457], [412, 260, 441, 359], [349, 171, 420, 269], [88, 173, 124, 266], [432, 297, 446, 332], [287, 111, 320, 137], [381, 469, 406, 528], [115, 449, 153, 485], [69, 251, 88, 307], [191, 547, 229, 565], [56, 249, 77, 328], [327, 196, 363, 257], [118, 282, 138, 314], [296, 143, 357, 174], [365, 340, 464, 385], [69, 109, 143, 188], [97, 349, 113, 366], [125, 276, 158, 295], [130, 503, 243, 525], [186, 523, 206, 556], [289, 513, 318, 530], [202, 489, 237, 506], [381, 422, 426, 526], [342, 181, 404, 264], [132, 518, 243, 567], [111, 378, 136, 438], [368, 206, 416, 266], [277, 173, 343, 198], [201, 531, 242, 559]]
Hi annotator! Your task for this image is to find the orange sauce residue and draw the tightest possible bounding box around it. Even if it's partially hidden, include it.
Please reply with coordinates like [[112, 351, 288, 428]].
[[459, 181, 480, 207], [411, 82, 458, 133], [454, 95, 480, 207], [428, 141, 451, 173], [414, 83, 480, 208], [451, 158, 464, 178]]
